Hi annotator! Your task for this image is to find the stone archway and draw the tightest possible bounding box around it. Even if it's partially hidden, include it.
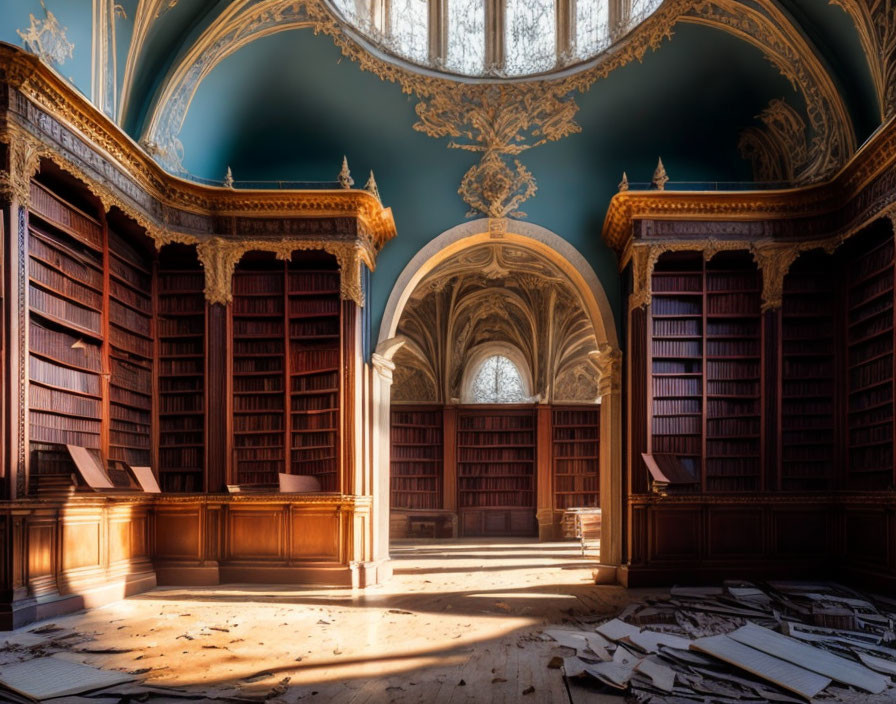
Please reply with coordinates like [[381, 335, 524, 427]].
[[372, 219, 623, 580]]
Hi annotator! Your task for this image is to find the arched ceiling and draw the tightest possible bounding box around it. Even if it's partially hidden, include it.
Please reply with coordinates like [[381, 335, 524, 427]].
[[393, 243, 600, 403], [1, 0, 892, 340]]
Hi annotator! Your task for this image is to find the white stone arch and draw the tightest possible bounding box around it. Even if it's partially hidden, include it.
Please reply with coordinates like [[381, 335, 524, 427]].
[[379, 219, 619, 349], [373, 219, 622, 580]]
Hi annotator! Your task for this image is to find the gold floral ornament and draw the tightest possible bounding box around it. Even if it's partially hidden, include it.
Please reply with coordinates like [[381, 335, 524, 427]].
[[415, 82, 580, 218], [17, 2, 74, 66]]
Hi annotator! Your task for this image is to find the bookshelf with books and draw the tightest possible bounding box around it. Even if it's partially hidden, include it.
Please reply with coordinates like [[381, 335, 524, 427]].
[[552, 406, 599, 509], [288, 263, 341, 491], [649, 253, 703, 489], [704, 253, 762, 492], [26, 175, 105, 479], [156, 246, 206, 492], [457, 408, 537, 536], [844, 224, 895, 491], [780, 252, 837, 491], [648, 252, 763, 492], [230, 254, 341, 489], [390, 406, 444, 509], [107, 220, 154, 470]]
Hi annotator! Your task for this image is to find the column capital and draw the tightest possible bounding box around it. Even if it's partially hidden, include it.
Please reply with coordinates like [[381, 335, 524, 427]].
[[590, 343, 622, 398]]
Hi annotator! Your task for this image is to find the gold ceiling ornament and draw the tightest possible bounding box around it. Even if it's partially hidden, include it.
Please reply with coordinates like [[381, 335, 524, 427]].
[[338, 156, 354, 188], [17, 2, 74, 67], [738, 99, 810, 182], [831, 0, 896, 120], [652, 158, 669, 190]]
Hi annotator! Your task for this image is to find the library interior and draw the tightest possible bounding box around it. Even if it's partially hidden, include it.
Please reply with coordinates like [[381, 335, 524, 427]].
[[1, 0, 896, 701]]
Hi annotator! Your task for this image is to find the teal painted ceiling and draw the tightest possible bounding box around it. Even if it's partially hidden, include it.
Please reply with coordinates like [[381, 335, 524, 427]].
[[0, 0, 885, 342]]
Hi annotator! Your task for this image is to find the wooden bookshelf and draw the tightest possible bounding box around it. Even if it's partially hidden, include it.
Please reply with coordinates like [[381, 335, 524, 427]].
[[552, 406, 599, 509], [230, 256, 341, 488], [649, 252, 763, 492], [704, 254, 762, 492], [390, 406, 443, 509], [457, 408, 536, 536], [650, 253, 703, 488], [780, 253, 836, 490], [107, 227, 153, 469], [27, 178, 105, 479], [156, 247, 205, 492], [844, 226, 895, 490]]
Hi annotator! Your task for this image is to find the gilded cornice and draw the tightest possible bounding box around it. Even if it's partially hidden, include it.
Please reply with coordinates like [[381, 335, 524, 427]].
[[139, 0, 853, 219], [0, 44, 396, 307], [604, 112, 896, 262]]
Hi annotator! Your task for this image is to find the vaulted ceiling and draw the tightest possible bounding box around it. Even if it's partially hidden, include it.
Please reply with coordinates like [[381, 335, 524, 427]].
[[1, 0, 892, 339]]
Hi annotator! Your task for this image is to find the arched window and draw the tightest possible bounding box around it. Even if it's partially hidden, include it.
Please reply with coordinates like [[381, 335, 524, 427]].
[[469, 354, 529, 403]]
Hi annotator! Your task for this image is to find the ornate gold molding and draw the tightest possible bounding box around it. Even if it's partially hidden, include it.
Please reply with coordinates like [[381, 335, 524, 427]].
[[628, 239, 749, 310], [195, 236, 366, 306], [626, 235, 852, 313], [831, 0, 896, 120], [0, 127, 44, 205], [739, 99, 809, 182]]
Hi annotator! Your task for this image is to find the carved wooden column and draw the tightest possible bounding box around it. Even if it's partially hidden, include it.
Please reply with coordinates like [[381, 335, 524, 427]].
[[536, 403, 554, 541], [371, 337, 405, 579], [592, 343, 622, 582], [1, 133, 40, 500]]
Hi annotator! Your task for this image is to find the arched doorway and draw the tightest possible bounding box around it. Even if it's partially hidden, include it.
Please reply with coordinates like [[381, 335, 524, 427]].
[[374, 220, 622, 577]]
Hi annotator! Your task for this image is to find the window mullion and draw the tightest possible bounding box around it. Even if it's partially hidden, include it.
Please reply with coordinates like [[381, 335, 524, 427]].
[[557, 0, 573, 64], [486, 0, 504, 72]]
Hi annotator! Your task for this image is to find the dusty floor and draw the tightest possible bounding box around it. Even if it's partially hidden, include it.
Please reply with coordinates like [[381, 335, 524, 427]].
[[1, 540, 644, 702]]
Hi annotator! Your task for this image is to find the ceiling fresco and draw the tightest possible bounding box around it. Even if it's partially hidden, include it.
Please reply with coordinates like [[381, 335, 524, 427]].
[[0, 0, 891, 340]]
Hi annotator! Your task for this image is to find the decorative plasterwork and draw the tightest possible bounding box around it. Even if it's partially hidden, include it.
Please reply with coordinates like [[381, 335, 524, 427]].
[[681, 0, 854, 182], [139, 0, 854, 220], [590, 343, 622, 397], [739, 99, 810, 182], [17, 4, 75, 66], [392, 243, 599, 403], [832, 0, 896, 120], [0, 48, 397, 307]]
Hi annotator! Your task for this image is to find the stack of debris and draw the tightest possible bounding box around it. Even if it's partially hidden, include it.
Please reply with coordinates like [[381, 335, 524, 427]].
[[0, 626, 271, 702], [547, 581, 896, 703]]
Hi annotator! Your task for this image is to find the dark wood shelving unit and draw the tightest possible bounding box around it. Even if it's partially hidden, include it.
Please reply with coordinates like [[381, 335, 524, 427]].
[[156, 248, 205, 492], [390, 406, 444, 509], [780, 252, 836, 491], [552, 406, 599, 509], [230, 258, 341, 488], [844, 227, 895, 490], [457, 407, 536, 537]]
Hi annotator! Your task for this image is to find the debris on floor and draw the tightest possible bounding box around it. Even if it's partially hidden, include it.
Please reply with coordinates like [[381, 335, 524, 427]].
[[547, 581, 896, 703]]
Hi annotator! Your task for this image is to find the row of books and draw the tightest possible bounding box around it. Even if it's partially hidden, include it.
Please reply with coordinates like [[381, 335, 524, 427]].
[[30, 180, 103, 250], [158, 293, 205, 315]]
